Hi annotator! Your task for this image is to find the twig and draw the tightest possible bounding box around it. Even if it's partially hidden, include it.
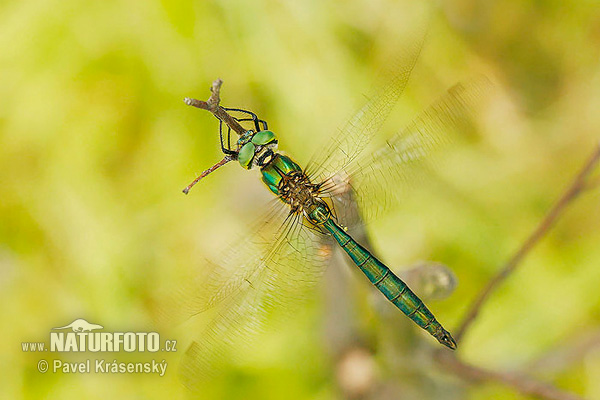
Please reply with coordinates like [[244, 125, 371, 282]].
[[455, 143, 600, 343], [182, 155, 235, 194], [184, 79, 247, 136], [435, 350, 586, 400], [181, 79, 251, 194]]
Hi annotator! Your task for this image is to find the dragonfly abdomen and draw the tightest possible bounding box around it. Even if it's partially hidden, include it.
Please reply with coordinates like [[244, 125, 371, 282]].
[[323, 218, 457, 350]]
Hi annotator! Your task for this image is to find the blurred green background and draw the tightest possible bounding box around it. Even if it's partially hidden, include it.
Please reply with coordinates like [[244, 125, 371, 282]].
[[2, 0, 600, 399]]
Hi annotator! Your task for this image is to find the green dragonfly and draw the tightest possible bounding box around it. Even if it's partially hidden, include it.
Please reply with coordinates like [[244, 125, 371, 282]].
[[178, 42, 486, 383]]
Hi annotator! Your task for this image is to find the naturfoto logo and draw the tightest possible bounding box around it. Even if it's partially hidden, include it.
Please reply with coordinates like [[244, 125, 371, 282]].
[[49, 318, 162, 352], [23, 318, 176, 376]]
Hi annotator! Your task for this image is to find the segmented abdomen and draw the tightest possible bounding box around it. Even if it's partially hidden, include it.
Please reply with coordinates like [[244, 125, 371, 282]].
[[323, 218, 443, 337]]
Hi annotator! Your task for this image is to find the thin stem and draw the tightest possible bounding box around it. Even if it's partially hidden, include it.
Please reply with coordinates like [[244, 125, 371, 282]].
[[184, 79, 247, 136], [435, 350, 585, 400], [455, 143, 600, 343], [182, 155, 235, 194]]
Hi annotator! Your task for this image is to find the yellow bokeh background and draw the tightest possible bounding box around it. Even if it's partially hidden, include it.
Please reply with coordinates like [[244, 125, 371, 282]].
[[2, 0, 600, 399]]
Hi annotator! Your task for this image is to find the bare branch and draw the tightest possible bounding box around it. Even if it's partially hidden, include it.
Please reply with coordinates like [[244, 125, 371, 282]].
[[184, 79, 247, 136], [182, 155, 235, 194], [455, 143, 600, 342], [435, 350, 586, 400]]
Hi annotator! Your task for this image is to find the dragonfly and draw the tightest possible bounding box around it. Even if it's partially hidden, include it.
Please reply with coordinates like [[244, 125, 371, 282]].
[[177, 41, 487, 384]]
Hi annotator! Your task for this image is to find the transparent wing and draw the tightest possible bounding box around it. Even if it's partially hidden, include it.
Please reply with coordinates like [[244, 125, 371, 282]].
[[178, 214, 331, 387], [304, 34, 425, 184], [158, 197, 329, 325], [324, 78, 492, 227], [155, 200, 287, 326]]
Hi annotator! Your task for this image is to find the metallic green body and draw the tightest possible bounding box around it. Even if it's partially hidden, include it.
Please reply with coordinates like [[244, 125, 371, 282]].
[[322, 217, 453, 346], [260, 154, 302, 196]]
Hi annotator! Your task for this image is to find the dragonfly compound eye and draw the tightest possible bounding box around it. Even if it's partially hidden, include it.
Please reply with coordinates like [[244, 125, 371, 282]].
[[251, 130, 277, 146], [238, 142, 256, 169]]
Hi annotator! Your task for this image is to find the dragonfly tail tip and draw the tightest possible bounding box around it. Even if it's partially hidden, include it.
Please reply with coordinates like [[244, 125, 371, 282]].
[[437, 329, 457, 350]]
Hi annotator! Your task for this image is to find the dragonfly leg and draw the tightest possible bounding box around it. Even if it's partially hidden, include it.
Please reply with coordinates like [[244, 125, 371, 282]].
[[223, 107, 268, 131], [218, 119, 238, 156], [234, 117, 269, 131], [215, 108, 269, 156]]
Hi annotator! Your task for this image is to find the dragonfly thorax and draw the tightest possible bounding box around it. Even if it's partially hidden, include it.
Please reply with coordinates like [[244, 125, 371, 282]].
[[279, 171, 322, 212], [260, 153, 326, 214], [279, 171, 331, 224]]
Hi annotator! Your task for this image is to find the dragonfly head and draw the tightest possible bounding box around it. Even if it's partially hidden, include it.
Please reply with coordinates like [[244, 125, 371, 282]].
[[236, 130, 278, 170]]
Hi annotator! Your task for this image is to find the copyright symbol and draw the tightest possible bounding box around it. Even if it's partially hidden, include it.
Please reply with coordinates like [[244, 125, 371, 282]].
[[38, 359, 49, 373]]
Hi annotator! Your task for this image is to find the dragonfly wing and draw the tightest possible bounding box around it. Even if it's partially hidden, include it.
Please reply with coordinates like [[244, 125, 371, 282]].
[[175, 212, 331, 387], [304, 34, 424, 183], [327, 78, 492, 227], [156, 200, 291, 327]]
